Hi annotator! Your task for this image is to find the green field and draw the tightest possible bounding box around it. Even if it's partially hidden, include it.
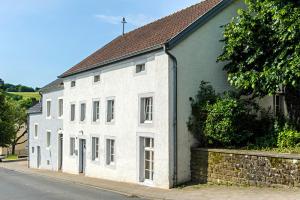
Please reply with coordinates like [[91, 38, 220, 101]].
[[9, 92, 41, 100]]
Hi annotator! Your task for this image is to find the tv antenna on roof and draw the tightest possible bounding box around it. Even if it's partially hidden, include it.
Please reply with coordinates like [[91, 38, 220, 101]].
[[121, 17, 127, 36]]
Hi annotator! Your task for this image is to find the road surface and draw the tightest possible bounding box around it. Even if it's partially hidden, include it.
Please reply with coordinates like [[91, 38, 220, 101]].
[[0, 167, 144, 200]]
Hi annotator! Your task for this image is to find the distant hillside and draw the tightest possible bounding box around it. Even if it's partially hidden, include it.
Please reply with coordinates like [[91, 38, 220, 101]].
[[8, 92, 41, 101], [0, 78, 40, 92]]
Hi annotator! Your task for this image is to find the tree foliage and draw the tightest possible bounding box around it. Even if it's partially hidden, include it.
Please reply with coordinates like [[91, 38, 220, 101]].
[[218, 0, 300, 97]]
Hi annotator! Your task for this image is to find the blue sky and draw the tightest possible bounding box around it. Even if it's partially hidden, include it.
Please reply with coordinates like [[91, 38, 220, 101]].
[[0, 0, 201, 88]]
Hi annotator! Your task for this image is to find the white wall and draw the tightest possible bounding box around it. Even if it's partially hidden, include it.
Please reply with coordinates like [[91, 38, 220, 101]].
[[170, 0, 246, 184], [62, 51, 172, 188], [29, 89, 63, 171]]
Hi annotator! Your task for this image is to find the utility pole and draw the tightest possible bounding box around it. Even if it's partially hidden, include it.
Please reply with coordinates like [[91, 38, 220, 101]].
[[121, 17, 127, 36]]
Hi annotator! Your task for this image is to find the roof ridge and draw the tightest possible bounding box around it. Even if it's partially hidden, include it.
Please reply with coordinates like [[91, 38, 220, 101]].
[[121, 0, 209, 38]]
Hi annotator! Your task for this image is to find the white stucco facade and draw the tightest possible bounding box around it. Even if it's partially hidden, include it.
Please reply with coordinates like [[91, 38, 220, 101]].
[[62, 51, 173, 188], [28, 89, 63, 171]]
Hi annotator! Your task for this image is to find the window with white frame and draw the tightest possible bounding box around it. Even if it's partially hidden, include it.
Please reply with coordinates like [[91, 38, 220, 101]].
[[106, 99, 115, 123], [70, 137, 75, 156], [46, 100, 51, 118], [32, 147, 34, 153], [143, 137, 154, 181], [140, 97, 153, 123], [274, 94, 284, 117], [34, 124, 38, 138], [70, 104, 75, 121], [91, 137, 99, 161], [106, 139, 115, 165], [46, 131, 51, 148], [80, 103, 86, 122], [71, 80, 76, 87], [93, 75, 100, 83], [136, 64, 145, 73], [58, 98, 63, 117], [92, 100, 100, 122]]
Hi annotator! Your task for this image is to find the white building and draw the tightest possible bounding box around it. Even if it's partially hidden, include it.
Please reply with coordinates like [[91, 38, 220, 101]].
[[28, 0, 279, 188]]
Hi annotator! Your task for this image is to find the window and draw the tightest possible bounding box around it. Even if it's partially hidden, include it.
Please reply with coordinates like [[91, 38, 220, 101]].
[[140, 97, 153, 123], [80, 103, 86, 122], [106, 99, 115, 123], [71, 81, 76, 87], [274, 95, 284, 116], [136, 64, 145, 73], [92, 137, 99, 161], [32, 147, 34, 153], [46, 131, 51, 148], [144, 137, 154, 181], [58, 99, 63, 117], [70, 104, 75, 121], [34, 124, 38, 138], [70, 137, 75, 156], [92, 100, 100, 122], [106, 139, 115, 165], [94, 75, 100, 83], [46, 100, 51, 118]]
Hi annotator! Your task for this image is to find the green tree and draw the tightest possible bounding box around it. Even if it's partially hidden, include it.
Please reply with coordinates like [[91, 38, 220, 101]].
[[218, 0, 300, 97], [0, 90, 15, 147]]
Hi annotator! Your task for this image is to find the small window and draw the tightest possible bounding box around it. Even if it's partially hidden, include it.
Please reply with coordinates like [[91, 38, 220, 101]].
[[34, 124, 38, 138], [274, 95, 284, 117], [92, 100, 100, 122], [136, 64, 145, 73], [92, 137, 99, 161], [106, 99, 115, 123], [32, 147, 34, 153], [94, 75, 100, 83], [46, 100, 51, 118], [71, 81, 76, 87], [58, 99, 63, 117], [46, 131, 51, 148], [106, 139, 115, 165], [140, 97, 153, 123], [70, 104, 75, 121], [47, 160, 50, 165], [70, 137, 75, 156], [80, 103, 86, 122]]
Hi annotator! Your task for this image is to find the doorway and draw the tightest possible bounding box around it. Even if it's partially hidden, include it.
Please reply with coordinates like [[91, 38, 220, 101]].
[[79, 139, 86, 174], [58, 134, 63, 170], [37, 146, 41, 168]]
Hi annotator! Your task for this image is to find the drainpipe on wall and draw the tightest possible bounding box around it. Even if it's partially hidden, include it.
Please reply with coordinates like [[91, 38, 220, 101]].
[[164, 45, 178, 187]]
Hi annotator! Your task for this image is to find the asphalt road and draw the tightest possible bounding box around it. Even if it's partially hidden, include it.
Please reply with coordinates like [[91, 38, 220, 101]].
[[0, 168, 144, 200]]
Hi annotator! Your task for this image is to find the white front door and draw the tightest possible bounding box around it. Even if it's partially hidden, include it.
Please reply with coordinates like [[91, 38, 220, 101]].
[[140, 137, 154, 183]]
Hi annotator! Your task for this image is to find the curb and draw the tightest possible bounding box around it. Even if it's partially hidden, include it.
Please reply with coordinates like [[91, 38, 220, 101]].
[[0, 165, 164, 200]]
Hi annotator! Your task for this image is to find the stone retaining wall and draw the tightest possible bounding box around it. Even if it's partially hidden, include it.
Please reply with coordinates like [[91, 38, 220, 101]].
[[191, 148, 300, 187]]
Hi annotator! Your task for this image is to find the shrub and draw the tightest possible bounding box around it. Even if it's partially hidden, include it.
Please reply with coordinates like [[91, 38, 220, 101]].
[[187, 81, 218, 146], [277, 125, 300, 148], [204, 94, 258, 147]]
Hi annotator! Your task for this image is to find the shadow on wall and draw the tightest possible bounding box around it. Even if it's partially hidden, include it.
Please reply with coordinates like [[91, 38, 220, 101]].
[[190, 149, 208, 184]]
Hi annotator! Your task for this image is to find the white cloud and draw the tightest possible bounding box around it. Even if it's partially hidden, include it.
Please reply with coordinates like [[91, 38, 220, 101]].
[[95, 14, 155, 27]]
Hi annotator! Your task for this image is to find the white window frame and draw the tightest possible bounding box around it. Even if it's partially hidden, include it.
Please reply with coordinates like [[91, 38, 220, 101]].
[[46, 130, 51, 149], [46, 99, 52, 119], [105, 138, 116, 167], [70, 80, 76, 88], [138, 93, 154, 126], [70, 103, 76, 122], [79, 102, 86, 122], [58, 98, 63, 118], [92, 99, 100, 123], [91, 137, 100, 162], [34, 123, 38, 139], [135, 63, 146, 74], [93, 74, 101, 84], [69, 137, 76, 156], [106, 97, 115, 124]]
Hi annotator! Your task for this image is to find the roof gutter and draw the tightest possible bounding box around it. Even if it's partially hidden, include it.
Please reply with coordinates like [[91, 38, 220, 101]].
[[164, 44, 178, 187]]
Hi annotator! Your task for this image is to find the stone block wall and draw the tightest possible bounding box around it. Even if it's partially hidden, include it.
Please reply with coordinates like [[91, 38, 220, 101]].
[[191, 148, 300, 187]]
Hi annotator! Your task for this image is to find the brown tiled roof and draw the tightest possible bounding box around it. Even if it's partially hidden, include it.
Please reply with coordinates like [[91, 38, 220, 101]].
[[60, 0, 223, 77]]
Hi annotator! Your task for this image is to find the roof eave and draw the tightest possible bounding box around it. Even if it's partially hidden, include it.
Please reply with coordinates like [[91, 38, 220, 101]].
[[59, 45, 164, 78], [165, 0, 234, 50]]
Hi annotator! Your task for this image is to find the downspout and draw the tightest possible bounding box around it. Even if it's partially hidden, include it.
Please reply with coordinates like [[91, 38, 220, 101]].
[[164, 45, 178, 186]]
